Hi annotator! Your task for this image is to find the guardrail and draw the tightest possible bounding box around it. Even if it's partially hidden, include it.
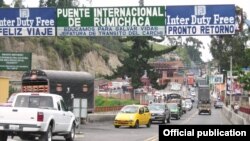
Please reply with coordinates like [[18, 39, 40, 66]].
[[94, 106, 124, 112]]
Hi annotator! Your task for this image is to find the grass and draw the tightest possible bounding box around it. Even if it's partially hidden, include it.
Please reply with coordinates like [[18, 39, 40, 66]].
[[95, 95, 139, 107]]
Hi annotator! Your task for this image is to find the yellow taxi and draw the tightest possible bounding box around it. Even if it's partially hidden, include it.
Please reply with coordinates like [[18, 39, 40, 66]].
[[114, 105, 151, 128]]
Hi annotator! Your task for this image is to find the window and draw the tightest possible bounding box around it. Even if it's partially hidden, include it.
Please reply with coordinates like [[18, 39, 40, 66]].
[[60, 100, 67, 111], [144, 107, 149, 113], [139, 107, 144, 114], [57, 102, 61, 111]]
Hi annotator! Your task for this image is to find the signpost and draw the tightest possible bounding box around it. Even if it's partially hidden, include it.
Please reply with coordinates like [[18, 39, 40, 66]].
[[0, 8, 56, 36], [166, 5, 236, 36], [57, 6, 166, 36], [0, 5, 236, 37], [0, 52, 32, 71]]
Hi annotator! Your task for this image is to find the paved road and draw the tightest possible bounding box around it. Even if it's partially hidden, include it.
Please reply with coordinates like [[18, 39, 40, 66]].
[[8, 104, 230, 141]]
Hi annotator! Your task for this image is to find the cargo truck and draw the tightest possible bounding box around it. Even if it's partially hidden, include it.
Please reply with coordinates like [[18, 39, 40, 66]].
[[197, 84, 211, 115]]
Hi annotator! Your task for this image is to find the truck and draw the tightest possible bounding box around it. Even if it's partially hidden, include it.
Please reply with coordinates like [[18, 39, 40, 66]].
[[21, 69, 95, 113], [186, 73, 195, 87], [0, 92, 76, 141], [197, 84, 211, 115]]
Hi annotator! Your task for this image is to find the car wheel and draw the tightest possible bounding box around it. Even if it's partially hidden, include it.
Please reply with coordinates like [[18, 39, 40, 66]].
[[65, 124, 76, 141], [146, 119, 151, 128], [39, 125, 52, 141], [134, 120, 139, 128], [167, 116, 171, 123], [114, 125, 120, 128], [0, 132, 7, 141], [162, 117, 167, 124], [20, 134, 35, 140]]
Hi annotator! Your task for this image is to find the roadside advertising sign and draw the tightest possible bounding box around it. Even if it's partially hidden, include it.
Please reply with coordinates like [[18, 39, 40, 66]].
[[0, 52, 32, 71], [166, 5, 236, 36], [0, 8, 56, 36], [56, 6, 165, 36]]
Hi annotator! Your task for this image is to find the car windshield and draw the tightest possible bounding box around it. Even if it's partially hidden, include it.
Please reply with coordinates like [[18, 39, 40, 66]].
[[167, 103, 177, 109], [148, 104, 165, 111], [120, 105, 139, 113], [14, 95, 53, 108]]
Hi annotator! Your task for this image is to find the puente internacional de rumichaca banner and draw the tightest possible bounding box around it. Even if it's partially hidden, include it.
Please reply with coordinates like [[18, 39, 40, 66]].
[[0, 4, 240, 37]]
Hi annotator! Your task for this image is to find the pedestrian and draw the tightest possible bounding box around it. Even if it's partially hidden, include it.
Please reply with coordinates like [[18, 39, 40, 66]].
[[234, 102, 239, 114]]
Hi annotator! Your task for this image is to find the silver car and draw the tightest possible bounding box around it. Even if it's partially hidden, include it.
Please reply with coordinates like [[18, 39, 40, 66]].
[[148, 103, 171, 124]]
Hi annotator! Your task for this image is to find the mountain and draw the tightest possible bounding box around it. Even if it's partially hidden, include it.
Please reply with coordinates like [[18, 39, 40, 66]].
[[0, 37, 122, 81]]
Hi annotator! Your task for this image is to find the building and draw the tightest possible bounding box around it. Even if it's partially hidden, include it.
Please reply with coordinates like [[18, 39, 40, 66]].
[[150, 60, 185, 85], [0, 76, 9, 103]]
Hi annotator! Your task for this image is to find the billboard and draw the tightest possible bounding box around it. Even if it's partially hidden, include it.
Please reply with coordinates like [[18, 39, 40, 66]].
[[0, 52, 32, 71], [57, 7, 165, 36], [0, 5, 237, 37], [166, 5, 236, 36], [0, 8, 55, 36]]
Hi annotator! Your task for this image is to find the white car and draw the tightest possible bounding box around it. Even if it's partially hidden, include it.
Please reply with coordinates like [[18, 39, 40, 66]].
[[0, 92, 76, 141]]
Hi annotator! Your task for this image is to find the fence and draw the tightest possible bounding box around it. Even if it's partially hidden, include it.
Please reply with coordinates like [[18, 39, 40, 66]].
[[94, 106, 123, 112]]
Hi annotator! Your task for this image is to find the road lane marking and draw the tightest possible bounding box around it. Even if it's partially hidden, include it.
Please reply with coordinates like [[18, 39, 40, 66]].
[[182, 110, 198, 124], [144, 135, 158, 141]]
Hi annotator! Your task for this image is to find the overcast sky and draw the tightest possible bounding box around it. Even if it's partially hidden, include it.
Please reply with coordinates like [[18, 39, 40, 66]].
[[4, 0, 250, 62]]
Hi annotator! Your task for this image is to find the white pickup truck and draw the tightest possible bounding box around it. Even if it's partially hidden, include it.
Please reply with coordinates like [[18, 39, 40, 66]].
[[0, 92, 77, 141]]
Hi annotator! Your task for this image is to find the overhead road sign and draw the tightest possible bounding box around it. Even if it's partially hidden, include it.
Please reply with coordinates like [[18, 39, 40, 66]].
[[0, 8, 56, 36], [166, 5, 236, 36], [56, 7, 165, 36]]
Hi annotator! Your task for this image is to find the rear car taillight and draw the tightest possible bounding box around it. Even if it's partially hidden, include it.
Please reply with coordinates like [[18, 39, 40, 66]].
[[37, 112, 44, 122]]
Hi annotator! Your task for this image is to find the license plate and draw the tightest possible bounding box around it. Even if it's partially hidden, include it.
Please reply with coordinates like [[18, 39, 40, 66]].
[[9, 125, 20, 130]]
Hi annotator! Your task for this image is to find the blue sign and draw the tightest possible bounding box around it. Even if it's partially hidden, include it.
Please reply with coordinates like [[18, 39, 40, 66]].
[[0, 8, 55, 36], [166, 5, 236, 36]]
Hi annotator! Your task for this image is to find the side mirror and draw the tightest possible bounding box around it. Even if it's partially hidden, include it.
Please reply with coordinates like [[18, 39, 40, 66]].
[[67, 106, 73, 111]]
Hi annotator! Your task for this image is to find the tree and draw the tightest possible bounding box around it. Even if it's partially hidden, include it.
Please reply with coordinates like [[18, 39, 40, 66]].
[[0, 0, 4, 7], [209, 6, 249, 73], [46, 0, 57, 7], [183, 37, 204, 64], [107, 36, 178, 99], [57, 0, 73, 7], [39, 0, 46, 7]]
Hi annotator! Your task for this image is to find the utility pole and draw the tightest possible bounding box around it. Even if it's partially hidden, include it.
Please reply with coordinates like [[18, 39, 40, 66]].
[[139, 0, 144, 6], [230, 56, 233, 107]]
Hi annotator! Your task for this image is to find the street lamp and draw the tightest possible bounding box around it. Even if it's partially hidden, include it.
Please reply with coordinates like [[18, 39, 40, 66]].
[[229, 56, 233, 108]]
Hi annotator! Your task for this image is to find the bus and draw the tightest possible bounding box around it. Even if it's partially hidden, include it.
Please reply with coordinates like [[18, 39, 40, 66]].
[[21, 69, 95, 113]]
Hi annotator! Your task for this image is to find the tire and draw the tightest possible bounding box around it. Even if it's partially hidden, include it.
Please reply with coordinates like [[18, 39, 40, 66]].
[[114, 125, 120, 128], [162, 117, 167, 124], [134, 120, 139, 128], [20, 134, 35, 140], [0, 132, 7, 141], [40, 125, 53, 141], [146, 120, 151, 128], [65, 124, 76, 141], [167, 116, 171, 123]]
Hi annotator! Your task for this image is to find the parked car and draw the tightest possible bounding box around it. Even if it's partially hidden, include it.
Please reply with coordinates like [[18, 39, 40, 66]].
[[148, 103, 171, 124], [114, 105, 151, 128], [214, 101, 223, 109], [167, 103, 181, 120]]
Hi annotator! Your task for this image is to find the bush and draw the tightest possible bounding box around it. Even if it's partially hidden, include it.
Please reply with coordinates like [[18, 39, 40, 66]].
[[95, 95, 139, 107]]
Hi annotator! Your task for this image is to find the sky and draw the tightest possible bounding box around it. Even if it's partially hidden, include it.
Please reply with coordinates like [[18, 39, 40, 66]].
[[4, 0, 250, 62]]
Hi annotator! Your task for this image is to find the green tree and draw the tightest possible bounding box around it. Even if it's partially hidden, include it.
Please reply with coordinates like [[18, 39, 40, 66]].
[[0, 0, 4, 7], [183, 37, 203, 64], [57, 0, 73, 7], [39, 0, 46, 7], [46, 0, 57, 7], [108, 36, 178, 99]]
